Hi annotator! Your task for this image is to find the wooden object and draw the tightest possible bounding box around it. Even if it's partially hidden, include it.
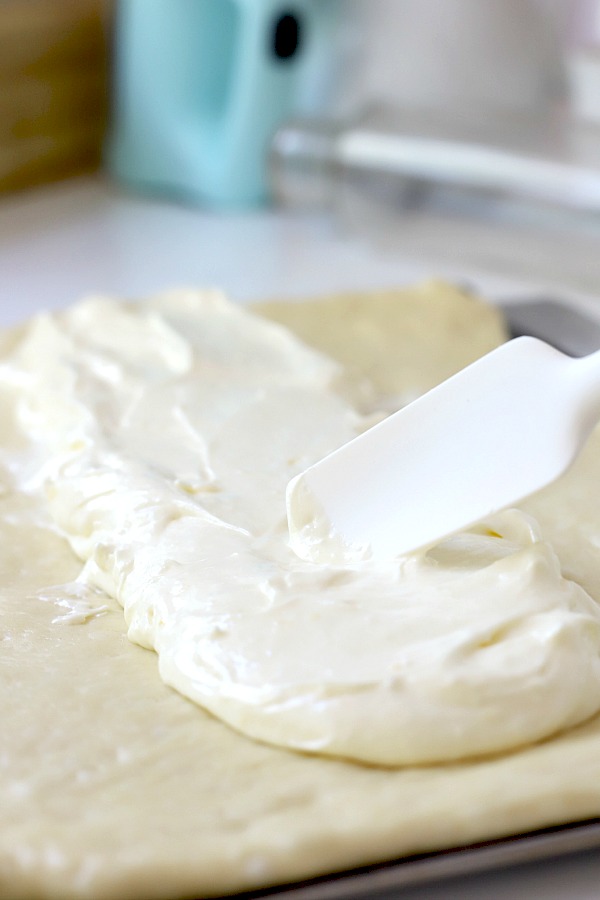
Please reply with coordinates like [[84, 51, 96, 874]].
[[0, 0, 113, 192]]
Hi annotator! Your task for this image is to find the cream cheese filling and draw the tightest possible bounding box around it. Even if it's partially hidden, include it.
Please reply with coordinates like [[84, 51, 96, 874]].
[[5, 288, 600, 766]]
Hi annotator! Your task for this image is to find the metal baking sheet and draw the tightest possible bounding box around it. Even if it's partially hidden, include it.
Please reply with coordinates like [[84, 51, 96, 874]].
[[234, 292, 600, 900], [502, 296, 600, 356], [248, 819, 600, 899]]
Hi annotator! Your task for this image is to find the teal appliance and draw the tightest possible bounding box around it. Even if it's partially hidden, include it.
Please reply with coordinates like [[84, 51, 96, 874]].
[[108, 0, 343, 207]]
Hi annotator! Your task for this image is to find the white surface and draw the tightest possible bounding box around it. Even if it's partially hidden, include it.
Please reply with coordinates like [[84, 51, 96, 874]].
[[1, 176, 599, 328], [355, 0, 566, 114], [1, 175, 600, 899], [0, 175, 435, 324]]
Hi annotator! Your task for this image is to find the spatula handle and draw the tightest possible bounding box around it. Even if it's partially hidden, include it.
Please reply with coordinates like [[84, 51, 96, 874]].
[[571, 347, 600, 436]]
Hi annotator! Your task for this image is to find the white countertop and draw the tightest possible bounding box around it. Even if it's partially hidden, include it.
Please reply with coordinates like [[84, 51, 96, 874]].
[[1, 175, 599, 900], [0, 175, 434, 323], [1, 175, 599, 325]]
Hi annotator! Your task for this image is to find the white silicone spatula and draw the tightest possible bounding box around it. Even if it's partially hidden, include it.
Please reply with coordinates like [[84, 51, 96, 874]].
[[287, 336, 600, 560]]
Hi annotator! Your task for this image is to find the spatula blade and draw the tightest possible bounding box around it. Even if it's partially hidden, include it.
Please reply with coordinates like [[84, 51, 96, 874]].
[[287, 336, 594, 561]]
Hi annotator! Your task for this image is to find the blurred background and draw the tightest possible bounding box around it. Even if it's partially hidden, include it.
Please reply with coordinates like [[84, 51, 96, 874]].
[[0, 0, 112, 192], [0, 0, 599, 313], [1, 1, 598, 196]]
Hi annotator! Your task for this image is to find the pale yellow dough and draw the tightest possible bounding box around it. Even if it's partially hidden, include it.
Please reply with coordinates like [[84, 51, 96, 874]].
[[254, 279, 508, 408], [3, 282, 600, 899]]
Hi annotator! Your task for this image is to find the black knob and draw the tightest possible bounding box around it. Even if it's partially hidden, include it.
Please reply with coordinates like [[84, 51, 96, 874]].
[[272, 12, 302, 60]]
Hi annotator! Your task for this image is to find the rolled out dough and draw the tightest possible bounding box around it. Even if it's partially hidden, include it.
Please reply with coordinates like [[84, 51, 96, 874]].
[[2, 281, 600, 900]]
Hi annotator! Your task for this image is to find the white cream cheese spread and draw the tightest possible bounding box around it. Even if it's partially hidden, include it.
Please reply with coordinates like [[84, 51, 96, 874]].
[[5, 288, 600, 766]]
